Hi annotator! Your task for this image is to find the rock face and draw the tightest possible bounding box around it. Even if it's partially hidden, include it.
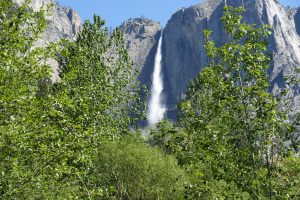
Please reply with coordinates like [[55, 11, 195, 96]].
[[295, 8, 300, 36], [12, 0, 300, 121], [160, 0, 300, 119], [120, 18, 162, 88], [13, 0, 82, 80], [162, 0, 225, 117], [14, 0, 81, 45]]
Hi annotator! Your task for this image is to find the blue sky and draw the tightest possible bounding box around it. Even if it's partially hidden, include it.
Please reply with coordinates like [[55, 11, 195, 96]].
[[57, 0, 300, 28]]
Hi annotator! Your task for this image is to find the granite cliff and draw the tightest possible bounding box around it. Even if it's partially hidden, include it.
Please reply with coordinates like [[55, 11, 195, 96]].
[[13, 0, 300, 124], [14, 0, 81, 45], [13, 0, 82, 80], [119, 18, 162, 88], [119, 0, 299, 122], [160, 0, 300, 119]]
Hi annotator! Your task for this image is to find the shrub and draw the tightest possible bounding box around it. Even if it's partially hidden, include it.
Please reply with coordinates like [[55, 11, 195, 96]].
[[95, 134, 187, 199]]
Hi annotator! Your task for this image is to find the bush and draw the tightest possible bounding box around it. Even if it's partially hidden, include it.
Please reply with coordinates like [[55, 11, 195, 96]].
[[94, 134, 187, 199]]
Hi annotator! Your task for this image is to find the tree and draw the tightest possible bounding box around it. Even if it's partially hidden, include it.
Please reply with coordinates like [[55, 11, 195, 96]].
[[39, 15, 143, 198], [177, 5, 293, 198], [0, 2, 143, 198], [0, 0, 60, 198], [54, 15, 140, 139]]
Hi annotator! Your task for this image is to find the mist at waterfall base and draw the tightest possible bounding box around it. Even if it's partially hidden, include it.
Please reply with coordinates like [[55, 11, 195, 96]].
[[147, 32, 166, 126]]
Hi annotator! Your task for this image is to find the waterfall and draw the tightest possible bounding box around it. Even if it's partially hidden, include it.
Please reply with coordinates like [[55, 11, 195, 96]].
[[147, 31, 166, 126]]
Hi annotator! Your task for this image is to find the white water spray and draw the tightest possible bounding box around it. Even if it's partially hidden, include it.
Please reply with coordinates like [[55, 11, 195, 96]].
[[147, 31, 166, 126]]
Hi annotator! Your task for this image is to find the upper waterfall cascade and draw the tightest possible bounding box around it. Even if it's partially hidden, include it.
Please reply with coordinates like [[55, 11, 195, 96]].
[[147, 32, 166, 125]]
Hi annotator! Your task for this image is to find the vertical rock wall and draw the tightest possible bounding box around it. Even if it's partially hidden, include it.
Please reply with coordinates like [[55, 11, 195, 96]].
[[162, 0, 300, 119], [13, 0, 82, 80]]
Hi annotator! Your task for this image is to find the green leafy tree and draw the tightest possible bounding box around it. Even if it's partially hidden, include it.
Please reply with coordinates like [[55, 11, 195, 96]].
[[42, 15, 144, 198], [148, 120, 191, 165], [0, 2, 143, 198], [177, 5, 294, 199], [0, 0, 60, 198], [55, 15, 140, 139]]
